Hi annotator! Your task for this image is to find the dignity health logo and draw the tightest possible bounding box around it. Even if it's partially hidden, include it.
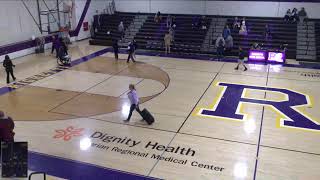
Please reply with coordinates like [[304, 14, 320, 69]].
[[53, 126, 85, 141]]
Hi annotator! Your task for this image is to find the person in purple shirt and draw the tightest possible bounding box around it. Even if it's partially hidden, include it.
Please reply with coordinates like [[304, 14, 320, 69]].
[[124, 84, 144, 122]]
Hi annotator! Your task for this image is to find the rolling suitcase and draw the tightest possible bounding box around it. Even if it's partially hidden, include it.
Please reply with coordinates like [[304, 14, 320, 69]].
[[141, 108, 154, 125]]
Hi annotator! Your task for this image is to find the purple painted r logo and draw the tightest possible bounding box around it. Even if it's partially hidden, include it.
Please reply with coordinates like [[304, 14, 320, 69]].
[[198, 82, 320, 131]]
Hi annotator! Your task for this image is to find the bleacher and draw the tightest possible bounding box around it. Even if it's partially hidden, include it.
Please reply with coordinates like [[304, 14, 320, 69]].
[[89, 12, 135, 46], [315, 22, 320, 62], [135, 14, 210, 54], [91, 12, 302, 60], [226, 17, 297, 59]]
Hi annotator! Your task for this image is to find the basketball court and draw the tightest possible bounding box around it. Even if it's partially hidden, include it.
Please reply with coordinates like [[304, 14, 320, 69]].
[[1, 41, 320, 179]]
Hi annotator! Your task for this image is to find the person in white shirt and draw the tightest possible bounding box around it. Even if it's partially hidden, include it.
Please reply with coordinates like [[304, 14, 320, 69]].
[[124, 84, 144, 122]]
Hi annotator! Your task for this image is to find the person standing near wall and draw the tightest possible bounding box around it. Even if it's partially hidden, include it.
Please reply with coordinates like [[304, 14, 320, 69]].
[[3, 55, 16, 84], [164, 32, 173, 54]]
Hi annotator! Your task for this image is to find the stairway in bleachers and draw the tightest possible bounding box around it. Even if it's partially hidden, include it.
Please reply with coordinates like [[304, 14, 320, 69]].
[[119, 14, 148, 47], [89, 12, 135, 46], [134, 14, 211, 54], [296, 22, 317, 61], [202, 18, 227, 53]]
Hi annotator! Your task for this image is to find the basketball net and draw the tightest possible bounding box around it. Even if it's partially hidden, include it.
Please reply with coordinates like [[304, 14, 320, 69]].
[[63, 0, 74, 19]]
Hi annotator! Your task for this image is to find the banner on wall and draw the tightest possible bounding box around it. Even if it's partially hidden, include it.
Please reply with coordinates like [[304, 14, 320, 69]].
[[83, 22, 89, 31]]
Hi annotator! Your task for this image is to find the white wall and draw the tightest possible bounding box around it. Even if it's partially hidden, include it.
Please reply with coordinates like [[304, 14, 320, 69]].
[[74, 0, 112, 40], [0, 0, 67, 47], [114, 0, 320, 18]]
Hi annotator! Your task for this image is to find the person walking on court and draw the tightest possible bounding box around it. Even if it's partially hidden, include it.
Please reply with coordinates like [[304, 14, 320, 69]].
[[235, 47, 247, 71], [124, 84, 144, 122], [127, 42, 135, 63], [112, 39, 119, 60], [3, 55, 16, 84], [215, 34, 225, 60], [164, 32, 172, 54]]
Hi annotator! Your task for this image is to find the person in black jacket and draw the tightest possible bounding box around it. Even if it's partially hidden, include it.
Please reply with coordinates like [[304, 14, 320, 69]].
[[127, 42, 136, 63], [3, 55, 16, 84], [112, 39, 119, 60], [235, 47, 247, 71]]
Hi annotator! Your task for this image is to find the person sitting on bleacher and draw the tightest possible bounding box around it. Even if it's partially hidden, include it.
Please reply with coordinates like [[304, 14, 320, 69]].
[[171, 16, 177, 29], [298, 7, 308, 23], [0, 111, 15, 142], [154, 11, 162, 23], [291, 8, 299, 22], [233, 17, 241, 32], [284, 9, 292, 22], [239, 21, 248, 36]]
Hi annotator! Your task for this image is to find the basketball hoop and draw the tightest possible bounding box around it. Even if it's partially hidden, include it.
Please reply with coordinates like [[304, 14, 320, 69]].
[[63, 0, 74, 18]]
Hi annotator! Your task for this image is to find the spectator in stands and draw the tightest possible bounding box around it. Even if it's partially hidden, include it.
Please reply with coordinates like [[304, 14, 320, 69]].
[[241, 17, 246, 26], [298, 7, 308, 23], [171, 16, 177, 29], [251, 42, 261, 50], [166, 14, 172, 28], [223, 25, 231, 39], [51, 35, 60, 58], [264, 24, 271, 39], [201, 16, 207, 30], [0, 111, 15, 142], [233, 17, 241, 32], [192, 16, 200, 29], [112, 39, 119, 60], [215, 34, 225, 60], [235, 47, 247, 71], [118, 21, 125, 39], [291, 8, 299, 22], [154, 11, 162, 23], [225, 35, 233, 55], [164, 32, 173, 54], [284, 9, 292, 22], [3, 55, 16, 84], [239, 21, 248, 36], [127, 41, 136, 63]]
